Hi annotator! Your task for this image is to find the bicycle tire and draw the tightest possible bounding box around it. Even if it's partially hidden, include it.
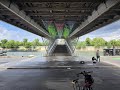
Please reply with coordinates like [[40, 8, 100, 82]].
[[82, 87, 92, 90], [79, 86, 84, 90], [72, 83, 80, 90], [89, 87, 93, 90], [72, 84, 76, 90], [87, 87, 93, 90]]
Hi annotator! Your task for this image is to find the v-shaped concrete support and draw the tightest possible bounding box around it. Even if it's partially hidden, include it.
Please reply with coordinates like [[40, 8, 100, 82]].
[[47, 39, 74, 56]]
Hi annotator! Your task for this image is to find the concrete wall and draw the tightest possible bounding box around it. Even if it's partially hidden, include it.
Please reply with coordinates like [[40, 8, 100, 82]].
[[75, 46, 104, 51], [76, 46, 120, 51]]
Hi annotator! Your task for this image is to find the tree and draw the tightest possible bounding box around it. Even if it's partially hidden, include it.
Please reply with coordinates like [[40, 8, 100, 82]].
[[76, 41, 86, 49], [5, 40, 20, 49], [14, 41, 20, 48], [32, 39, 39, 46], [1, 39, 8, 44], [1, 39, 8, 48], [42, 40, 49, 46], [1, 44, 6, 48], [85, 38, 91, 46], [32, 39, 40, 49], [39, 42, 43, 46], [92, 38, 106, 48], [116, 39, 120, 46], [19, 42, 23, 46], [106, 42, 112, 48], [6, 40, 14, 48], [109, 40, 117, 47], [25, 42, 32, 48], [23, 38, 28, 46]]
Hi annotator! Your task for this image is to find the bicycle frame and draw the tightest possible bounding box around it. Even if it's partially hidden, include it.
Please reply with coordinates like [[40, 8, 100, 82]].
[[83, 81, 93, 90], [72, 80, 93, 90], [72, 71, 93, 90]]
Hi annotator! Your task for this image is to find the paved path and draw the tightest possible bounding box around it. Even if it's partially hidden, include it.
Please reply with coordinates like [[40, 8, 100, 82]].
[[101, 56, 120, 67], [0, 56, 119, 90], [0, 56, 28, 64]]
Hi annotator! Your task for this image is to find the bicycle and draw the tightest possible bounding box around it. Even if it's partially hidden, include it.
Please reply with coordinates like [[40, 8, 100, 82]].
[[72, 71, 94, 90]]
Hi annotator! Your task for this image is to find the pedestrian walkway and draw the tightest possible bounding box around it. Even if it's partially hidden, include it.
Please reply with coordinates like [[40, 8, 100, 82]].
[[101, 56, 120, 67], [0, 56, 119, 90]]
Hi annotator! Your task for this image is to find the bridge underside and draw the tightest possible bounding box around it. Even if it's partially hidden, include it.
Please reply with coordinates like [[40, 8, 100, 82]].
[[0, 0, 120, 55]]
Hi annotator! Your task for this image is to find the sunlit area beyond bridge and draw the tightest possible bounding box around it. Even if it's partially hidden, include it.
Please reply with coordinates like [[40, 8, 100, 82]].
[[0, 0, 120, 90]]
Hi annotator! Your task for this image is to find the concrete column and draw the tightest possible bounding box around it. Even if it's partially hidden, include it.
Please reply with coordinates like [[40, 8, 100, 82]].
[[113, 46, 116, 56]]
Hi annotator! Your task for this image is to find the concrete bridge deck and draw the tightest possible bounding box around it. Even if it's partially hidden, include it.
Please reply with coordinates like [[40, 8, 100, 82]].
[[0, 56, 120, 90]]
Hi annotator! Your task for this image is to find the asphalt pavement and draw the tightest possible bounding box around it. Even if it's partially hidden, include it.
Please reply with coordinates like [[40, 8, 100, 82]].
[[0, 56, 119, 90]]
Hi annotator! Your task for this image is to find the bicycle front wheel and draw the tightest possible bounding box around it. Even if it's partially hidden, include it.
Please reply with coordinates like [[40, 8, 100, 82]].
[[88, 87, 93, 90], [82, 87, 93, 90], [79, 86, 84, 90]]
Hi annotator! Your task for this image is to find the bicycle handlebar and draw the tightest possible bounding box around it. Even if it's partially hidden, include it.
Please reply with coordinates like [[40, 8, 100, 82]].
[[76, 71, 93, 77], [72, 79, 79, 83]]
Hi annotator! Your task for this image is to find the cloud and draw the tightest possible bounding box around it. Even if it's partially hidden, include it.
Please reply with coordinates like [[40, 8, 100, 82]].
[[80, 20, 120, 41], [0, 23, 43, 42], [0, 26, 21, 41], [102, 28, 120, 41], [0, 20, 120, 42]]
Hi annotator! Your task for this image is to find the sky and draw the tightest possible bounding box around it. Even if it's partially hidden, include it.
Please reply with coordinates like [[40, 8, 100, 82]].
[[0, 20, 120, 42], [80, 20, 120, 41], [0, 21, 43, 42]]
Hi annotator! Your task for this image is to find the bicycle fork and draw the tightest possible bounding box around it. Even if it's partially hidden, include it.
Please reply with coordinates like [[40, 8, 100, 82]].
[[72, 83, 81, 90]]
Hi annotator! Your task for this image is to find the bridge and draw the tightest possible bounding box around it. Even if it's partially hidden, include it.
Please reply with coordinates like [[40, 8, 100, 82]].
[[0, 0, 120, 55]]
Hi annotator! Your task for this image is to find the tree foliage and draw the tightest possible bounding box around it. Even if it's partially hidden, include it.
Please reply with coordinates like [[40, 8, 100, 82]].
[[85, 38, 91, 46], [76, 37, 120, 49], [32, 39, 40, 48], [76, 41, 86, 49], [92, 38, 106, 48], [109, 40, 117, 46], [1, 38, 120, 50], [23, 38, 28, 46], [24, 42, 32, 48], [1, 39, 8, 48], [116, 40, 120, 46], [0, 38, 48, 49], [106, 42, 112, 48], [6, 40, 15, 48]]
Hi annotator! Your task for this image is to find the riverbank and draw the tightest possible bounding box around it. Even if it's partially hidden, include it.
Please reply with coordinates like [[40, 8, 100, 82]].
[[0, 46, 46, 52], [1, 46, 118, 52]]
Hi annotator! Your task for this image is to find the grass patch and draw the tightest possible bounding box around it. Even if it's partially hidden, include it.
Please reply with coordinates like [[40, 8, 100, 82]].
[[112, 57, 120, 60]]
